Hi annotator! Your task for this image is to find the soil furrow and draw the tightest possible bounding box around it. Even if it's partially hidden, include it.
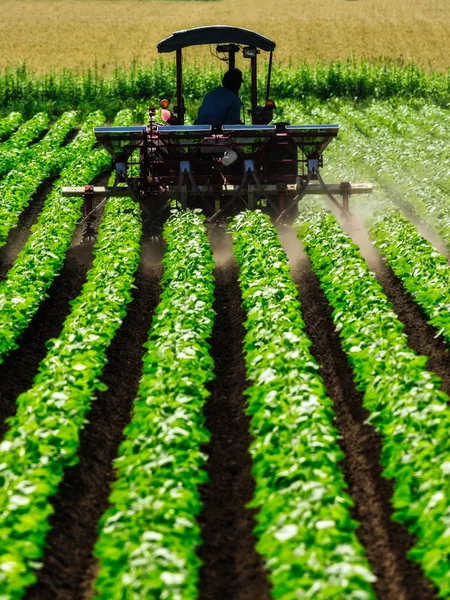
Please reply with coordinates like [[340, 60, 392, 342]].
[[0, 243, 94, 440], [283, 231, 437, 600], [26, 257, 162, 600], [346, 221, 450, 399], [0, 174, 110, 430], [0, 175, 59, 275], [61, 127, 80, 148], [197, 261, 271, 600]]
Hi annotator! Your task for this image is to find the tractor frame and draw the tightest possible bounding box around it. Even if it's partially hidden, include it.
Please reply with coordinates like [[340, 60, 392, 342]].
[[62, 26, 372, 236]]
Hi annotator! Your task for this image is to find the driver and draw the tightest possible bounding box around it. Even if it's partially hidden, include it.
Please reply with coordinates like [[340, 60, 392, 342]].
[[196, 68, 243, 127]]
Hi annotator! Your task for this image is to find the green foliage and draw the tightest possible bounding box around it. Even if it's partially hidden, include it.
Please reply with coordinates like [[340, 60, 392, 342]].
[[0, 110, 114, 363], [0, 192, 142, 599], [368, 208, 450, 345], [0, 112, 23, 141], [1, 59, 450, 119], [297, 207, 450, 597], [94, 210, 215, 600], [230, 210, 376, 599], [305, 99, 450, 247], [0, 113, 49, 175], [0, 111, 78, 244]]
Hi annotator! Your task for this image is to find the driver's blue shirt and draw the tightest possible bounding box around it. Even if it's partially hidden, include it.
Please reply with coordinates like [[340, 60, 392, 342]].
[[196, 87, 241, 126]]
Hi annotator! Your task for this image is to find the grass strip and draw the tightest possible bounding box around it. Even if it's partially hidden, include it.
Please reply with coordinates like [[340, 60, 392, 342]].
[[0, 113, 49, 175], [297, 207, 450, 597], [0, 109, 135, 364], [230, 210, 376, 600], [368, 208, 450, 344], [0, 113, 23, 142], [94, 210, 215, 600], [0, 193, 142, 599], [0, 111, 78, 244]]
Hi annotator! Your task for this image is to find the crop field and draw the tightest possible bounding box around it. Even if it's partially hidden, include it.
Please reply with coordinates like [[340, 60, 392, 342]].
[[0, 95, 449, 600], [2, 0, 450, 71]]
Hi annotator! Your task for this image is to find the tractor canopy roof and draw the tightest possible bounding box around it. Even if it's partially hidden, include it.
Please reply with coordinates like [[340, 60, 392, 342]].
[[157, 26, 276, 53]]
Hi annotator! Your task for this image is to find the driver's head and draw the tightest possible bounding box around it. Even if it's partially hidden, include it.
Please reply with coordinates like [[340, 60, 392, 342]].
[[222, 68, 243, 94]]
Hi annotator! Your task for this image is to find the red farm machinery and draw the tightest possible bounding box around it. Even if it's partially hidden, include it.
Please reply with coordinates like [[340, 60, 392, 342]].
[[63, 26, 371, 236]]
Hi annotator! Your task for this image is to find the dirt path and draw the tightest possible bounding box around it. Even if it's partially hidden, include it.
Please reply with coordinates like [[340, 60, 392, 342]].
[[347, 221, 450, 399], [197, 261, 271, 600], [26, 260, 162, 600], [282, 229, 437, 600]]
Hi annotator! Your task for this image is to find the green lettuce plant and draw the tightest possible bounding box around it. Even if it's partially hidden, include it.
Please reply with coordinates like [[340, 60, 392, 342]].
[[0, 109, 135, 364], [0, 112, 23, 141], [0, 191, 142, 599], [0, 111, 78, 244], [368, 207, 450, 344], [230, 210, 376, 600], [0, 113, 49, 177], [94, 210, 215, 600], [297, 207, 450, 597]]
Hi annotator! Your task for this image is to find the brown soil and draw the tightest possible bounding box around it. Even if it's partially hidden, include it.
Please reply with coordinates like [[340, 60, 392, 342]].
[[373, 262, 450, 394], [25, 261, 162, 600], [277, 224, 437, 600], [1, 214, 446, 600], [0, 175, 60, 275], [292, 253, 437, 600], [346, 221, 450, 398], [61, 127, 80, 148], [197, 262, 271, 600]]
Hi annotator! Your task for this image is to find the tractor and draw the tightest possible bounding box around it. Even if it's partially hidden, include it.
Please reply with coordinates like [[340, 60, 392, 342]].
[[62, 25, 371, 236]]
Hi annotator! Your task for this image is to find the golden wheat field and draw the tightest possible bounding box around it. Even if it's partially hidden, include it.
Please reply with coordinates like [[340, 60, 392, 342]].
[[1, 0, 450, 71]]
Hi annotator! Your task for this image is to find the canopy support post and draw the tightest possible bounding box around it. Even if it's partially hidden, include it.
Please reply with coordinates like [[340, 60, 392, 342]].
[[176, 48, 184, 125], [266, 51, 273, 102], [251, 55, 258, 123]]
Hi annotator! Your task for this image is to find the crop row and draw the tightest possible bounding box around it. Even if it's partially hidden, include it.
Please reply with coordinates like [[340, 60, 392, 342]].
[[317, 100, 450, 246], [368, 207, 450, 345], [0, 112, 23, 141], [230, 210, 376, 599], [0, 109, 136, 364], [0, 189, 142, 599], [0, 110, 78, 245], [297, 102, 450, 349], [94, 210, 215, 600], [297, 207, 450, 597], [303, 102, 450, 349], [0, 112, 49, 177]]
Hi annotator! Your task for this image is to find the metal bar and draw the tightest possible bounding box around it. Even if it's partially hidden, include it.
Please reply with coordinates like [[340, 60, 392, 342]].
[[162, 182, 372, 196], [229, 49, 236, 69], [343, 192, 349, 213], [62, 186, 131, 198], [78, 178, 121, 226], [278, 190, 285, 212], [315, 170, 350, 216], [305, 182, 372, 195], [276, 172, 312, 222], [251, 55, 258, 123], [208, 170, 249, 223], [249, 168, 280, 214], [84, 185, 94, 217], [176, 48, 184, 125], [266, 51, 273, 102]]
